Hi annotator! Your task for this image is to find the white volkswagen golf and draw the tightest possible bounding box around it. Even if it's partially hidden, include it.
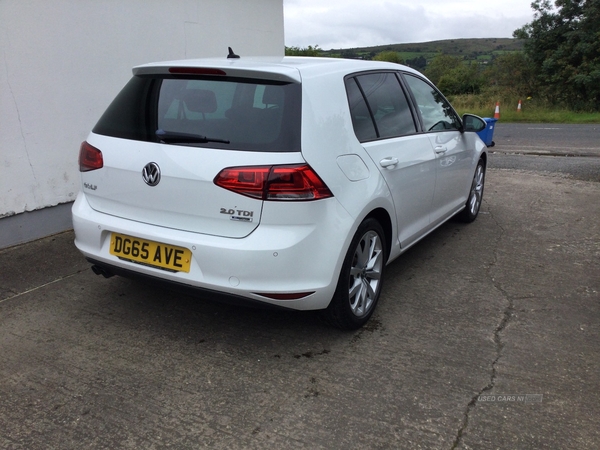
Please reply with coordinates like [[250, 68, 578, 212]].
[[73, 54, 487, 330]]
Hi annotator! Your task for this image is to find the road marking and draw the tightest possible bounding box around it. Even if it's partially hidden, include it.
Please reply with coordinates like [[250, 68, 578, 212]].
[[527, 127, 561, 130], [499, 145, 599, 151]]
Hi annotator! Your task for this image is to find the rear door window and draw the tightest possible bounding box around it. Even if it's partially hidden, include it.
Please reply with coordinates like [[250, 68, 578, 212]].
[[345, 72, 417, 142]]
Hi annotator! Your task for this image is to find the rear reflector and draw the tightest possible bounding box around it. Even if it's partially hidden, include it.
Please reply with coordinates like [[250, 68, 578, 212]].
[[214, 164, 333, 201], [79, 141, 103, 172], [169, 67, 226, 76], [254, 292, 315, 300]]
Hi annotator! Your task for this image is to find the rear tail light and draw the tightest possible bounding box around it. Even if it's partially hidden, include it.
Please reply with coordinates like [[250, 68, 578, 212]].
[[79, 141, 103, 172], [214, 164, 333, 201]]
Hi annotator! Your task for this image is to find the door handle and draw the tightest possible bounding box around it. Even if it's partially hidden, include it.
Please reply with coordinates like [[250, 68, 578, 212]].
[[435, 146, 448, 154], [380, 157, 399, 168]]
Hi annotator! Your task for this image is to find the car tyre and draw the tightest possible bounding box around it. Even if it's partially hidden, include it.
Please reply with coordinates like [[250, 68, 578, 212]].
[[324, 218, 387, 330], [456, 158, 485, 223]]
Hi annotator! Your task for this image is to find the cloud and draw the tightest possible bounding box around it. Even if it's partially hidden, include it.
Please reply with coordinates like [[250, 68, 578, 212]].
[[284, 0, 534, 49]]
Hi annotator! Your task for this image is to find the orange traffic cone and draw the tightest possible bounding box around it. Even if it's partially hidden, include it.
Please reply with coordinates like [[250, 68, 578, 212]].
[[494, 102, 500, 119], [517, 99, 522, 112]]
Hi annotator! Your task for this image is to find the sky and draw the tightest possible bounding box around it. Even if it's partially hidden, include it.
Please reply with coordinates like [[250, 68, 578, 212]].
[[283, 0, 536, 49]]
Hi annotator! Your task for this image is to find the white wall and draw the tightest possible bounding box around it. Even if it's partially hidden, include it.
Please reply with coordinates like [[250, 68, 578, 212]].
[[0, 0, 283, 223]]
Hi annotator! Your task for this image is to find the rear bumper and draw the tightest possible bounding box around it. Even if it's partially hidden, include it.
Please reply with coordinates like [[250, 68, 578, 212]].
[[72, 192, 354, 310], [86, 258, 292, 311]]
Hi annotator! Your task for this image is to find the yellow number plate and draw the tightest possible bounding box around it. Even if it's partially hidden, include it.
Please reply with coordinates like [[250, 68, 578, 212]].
[[109, 233, 191, 273]]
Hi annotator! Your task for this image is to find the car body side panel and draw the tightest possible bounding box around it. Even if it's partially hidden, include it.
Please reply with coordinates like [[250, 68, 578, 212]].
[[362, 135, 437, 248], [428, 130, 473, 223], [429, 130, 486, 228], [295, 67, 400, 258]]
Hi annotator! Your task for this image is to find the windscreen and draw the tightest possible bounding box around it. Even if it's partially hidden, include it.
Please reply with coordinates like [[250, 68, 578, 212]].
[[93, 75, 302, 152]]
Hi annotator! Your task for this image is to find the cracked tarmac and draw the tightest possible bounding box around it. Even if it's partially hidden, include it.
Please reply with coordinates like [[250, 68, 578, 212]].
[[451, 206, 512, 450], [0, 169, 599, 449]]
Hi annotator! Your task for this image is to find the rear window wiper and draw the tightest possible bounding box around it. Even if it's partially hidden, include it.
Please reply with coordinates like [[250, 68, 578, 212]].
[[156, 129, 230, 144]]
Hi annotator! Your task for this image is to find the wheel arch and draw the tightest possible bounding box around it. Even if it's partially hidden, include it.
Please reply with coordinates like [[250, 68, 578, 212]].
[[479, 151, 487, 167], [364, 207, 393, 263]]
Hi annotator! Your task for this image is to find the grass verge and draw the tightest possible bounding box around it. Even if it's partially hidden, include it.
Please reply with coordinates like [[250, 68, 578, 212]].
[[450, 95, 600, 124]]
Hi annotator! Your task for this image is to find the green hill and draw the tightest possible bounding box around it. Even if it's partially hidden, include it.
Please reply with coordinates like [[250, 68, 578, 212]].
[[321, 38, 523, 69]]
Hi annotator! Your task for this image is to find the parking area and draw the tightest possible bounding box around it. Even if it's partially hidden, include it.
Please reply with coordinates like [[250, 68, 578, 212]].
[[1, 167, 599, 449]]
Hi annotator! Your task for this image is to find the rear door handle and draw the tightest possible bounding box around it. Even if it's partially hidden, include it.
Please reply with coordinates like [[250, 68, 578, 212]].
[[435, 146, 448, 154], [380, 157, 399, 168]]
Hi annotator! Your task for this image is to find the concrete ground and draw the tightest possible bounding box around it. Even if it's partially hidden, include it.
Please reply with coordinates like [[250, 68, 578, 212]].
[[1, 167, 599, 448]]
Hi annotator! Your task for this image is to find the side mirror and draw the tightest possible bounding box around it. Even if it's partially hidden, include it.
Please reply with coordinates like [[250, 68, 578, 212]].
[[462, 114, 486, 133]]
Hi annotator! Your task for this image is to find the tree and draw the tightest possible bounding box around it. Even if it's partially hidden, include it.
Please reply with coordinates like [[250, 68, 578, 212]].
[[514, 0, 600, 110], [424, 54, 485, 95], [285, 45, 322, 57], [424, 54, 463, 85], [406, 56, 427, 70], [372, 51, 404, 64], [341, 49, 359, 59], [485, 52, 537, 96], [437, 63, 485, 95]]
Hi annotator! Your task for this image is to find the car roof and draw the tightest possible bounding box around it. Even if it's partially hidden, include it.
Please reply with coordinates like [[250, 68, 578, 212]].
[[133, 56, 424, 83]]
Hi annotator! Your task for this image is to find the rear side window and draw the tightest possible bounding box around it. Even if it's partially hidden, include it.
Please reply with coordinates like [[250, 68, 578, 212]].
[[345, 72, 416, 142], [93, 76, 301, 152], [345, 78, 377, 142]]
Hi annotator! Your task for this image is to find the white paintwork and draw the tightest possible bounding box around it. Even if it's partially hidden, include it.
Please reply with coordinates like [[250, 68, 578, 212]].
[[362, 135, 437, 248], [84, 134, 306, 238], [73, 57, 486, 311], [336, 155, 370, 181], [0, 0, 283, 219]]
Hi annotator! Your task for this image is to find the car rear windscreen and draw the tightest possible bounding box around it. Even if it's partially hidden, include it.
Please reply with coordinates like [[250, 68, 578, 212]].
[[93, 75, 301, 152]]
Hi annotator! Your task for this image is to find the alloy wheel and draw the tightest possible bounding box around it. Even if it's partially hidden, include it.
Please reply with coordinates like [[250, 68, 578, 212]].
[[468, 164, 484, 216], [348, 230, 384, 317]]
